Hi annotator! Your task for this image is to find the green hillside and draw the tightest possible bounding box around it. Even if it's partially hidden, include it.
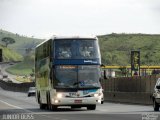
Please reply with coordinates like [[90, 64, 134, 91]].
[[5, 30, 160, 76], [0, 29, 44, 55], [98, 33, 160, 65], [6, 52, 34, 76], [0, 29, 43, 76], [0, 45, 23, 61]]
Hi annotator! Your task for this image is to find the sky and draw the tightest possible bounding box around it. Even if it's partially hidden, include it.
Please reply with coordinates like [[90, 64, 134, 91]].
[[0, 0, 160, 39]]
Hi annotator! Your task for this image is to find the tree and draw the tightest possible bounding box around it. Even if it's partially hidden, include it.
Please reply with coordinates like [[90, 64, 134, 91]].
[[1, 37, 15, 47]]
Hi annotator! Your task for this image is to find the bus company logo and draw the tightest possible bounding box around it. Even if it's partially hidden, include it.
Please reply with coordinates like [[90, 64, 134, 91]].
[[76, 93, 80, 97], [84, 60, 97, 64]]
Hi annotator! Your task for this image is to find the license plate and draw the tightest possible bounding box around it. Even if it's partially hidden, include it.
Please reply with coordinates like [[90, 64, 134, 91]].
[[74, 100, 82, 103]]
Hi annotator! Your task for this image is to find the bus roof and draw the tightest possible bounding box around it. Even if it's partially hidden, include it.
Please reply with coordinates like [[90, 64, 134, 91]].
[[36, 39, 50, 48], [50, 35, 97, 40], [36, 35, 98, 48]]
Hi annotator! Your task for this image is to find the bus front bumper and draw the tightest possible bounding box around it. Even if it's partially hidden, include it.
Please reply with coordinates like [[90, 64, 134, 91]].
[[51, 97, 102, 106]]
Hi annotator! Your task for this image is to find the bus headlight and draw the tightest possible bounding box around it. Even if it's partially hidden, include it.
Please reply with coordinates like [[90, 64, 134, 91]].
[[57, 93, 62, 98], [94, 93, 99, 97], [55, 100, 59, 103]]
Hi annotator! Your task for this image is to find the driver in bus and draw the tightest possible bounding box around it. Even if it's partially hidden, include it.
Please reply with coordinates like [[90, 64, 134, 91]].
[[80, 46, 91, 57], [58, 47, 71, 58]]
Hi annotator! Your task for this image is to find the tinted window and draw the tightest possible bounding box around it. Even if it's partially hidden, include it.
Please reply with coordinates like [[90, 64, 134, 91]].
[[55, 66, 77, 88], [54, 65, 101, 89], [78, 65, 101, 88], [55, 39, 100, 59]]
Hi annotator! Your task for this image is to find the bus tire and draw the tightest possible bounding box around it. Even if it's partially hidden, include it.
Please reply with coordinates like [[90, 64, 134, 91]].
[[39, 93, 46, 109], [40, 103, 46, 109], [51, 105, 58, 111], [39, 98, 46, 109], [47, 92, 51, 110], [87, 105, 96, 110], [37, 92, 40, 104], [101, 101, 104, 104], [153, 99, 159, 111]]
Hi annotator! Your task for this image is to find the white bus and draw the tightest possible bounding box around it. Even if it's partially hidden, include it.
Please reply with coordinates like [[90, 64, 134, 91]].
[[35, 36, 103, 110]]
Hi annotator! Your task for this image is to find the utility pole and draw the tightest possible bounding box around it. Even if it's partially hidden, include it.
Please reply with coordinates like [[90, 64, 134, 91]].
[[0, 49, 2, 62], [0, 49, 2, 75]]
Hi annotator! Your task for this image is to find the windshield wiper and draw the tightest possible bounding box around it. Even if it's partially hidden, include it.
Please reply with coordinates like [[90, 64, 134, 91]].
[[56, 85, 75, 88], [73, 81, 81, 85], [73, 81, 86, 86]]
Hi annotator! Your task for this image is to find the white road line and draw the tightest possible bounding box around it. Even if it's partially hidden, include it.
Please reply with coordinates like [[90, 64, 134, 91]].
[[0, 99, 22, 109], [0, 99, 62, 119], [98, 109, 108, 112]]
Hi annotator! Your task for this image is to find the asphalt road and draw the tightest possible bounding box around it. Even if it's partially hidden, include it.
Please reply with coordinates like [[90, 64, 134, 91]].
[[0, 88, 160, 120], [0, 63, 21, 83]]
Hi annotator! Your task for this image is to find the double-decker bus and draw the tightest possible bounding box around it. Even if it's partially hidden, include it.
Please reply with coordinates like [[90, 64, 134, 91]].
[[35, 36, 103, 110]]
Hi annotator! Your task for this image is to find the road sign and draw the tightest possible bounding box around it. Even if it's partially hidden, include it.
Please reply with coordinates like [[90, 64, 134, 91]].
[[131, 50, 140, 76]]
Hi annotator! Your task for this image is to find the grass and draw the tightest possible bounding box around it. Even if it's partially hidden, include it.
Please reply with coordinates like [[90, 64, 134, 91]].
[[0, 29, 44, 55], [0, 45, 23, 61], [15, 76, 32, 83], [98, 33, 160, 65], [6, 62, 34, 76]]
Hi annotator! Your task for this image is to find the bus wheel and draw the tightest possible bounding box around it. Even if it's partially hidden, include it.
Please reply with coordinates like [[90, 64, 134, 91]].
[[47, 92, 52, 110], [39, 94, 46, 109], [37, 92, 40, 104], [40, 103, 46, 109], [153, 100, 159, 111], [51, 105, 57, 111], [87, 105, 96, 110], [101, 101, 104, 104]]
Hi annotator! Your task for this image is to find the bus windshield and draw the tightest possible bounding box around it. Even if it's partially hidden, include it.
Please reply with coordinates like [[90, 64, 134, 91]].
[[55, 39, 100, 59], [78, 66, 101, 88], [54, 65, 101, 89], [55, 65, 77, 88]]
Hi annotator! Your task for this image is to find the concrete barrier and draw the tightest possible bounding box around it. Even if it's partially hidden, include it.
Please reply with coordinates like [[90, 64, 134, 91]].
[[0, 74, 159, 105], [0, 80, 34, 92], [104, 91, 152, 105], [101, 75, 160, 105]]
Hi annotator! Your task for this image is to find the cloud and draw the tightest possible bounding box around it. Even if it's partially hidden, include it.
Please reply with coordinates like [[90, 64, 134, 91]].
[[0, 0, 160, 38]]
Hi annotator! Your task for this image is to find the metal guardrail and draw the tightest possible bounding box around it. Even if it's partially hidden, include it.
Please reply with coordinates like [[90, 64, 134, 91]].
[[102, 65, 160, 69], [0, 61, 22, 64], [0, 80, 34, 92]]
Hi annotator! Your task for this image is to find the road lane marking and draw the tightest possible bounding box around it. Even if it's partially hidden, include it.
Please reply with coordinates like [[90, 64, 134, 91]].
[[0, 99, 22, 109], [0, 99, 61, 120], [0, 99, 67, 119], [0, 99, 36, 114]]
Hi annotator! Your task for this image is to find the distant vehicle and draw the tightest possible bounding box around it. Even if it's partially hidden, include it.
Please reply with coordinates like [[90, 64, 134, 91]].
[[35, 36, 103, 110], [3, 74, 8, 78], [2, 78, 12, 83], [7, 79, 13, 83], [152, 78, 160, 111], [9, 62, 14, 65], [28, 87, 36, 97], [2, 74, 10, 82]]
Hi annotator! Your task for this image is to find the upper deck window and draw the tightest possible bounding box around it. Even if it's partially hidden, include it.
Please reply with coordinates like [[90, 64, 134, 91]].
[[55, 39, 100, 59]]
